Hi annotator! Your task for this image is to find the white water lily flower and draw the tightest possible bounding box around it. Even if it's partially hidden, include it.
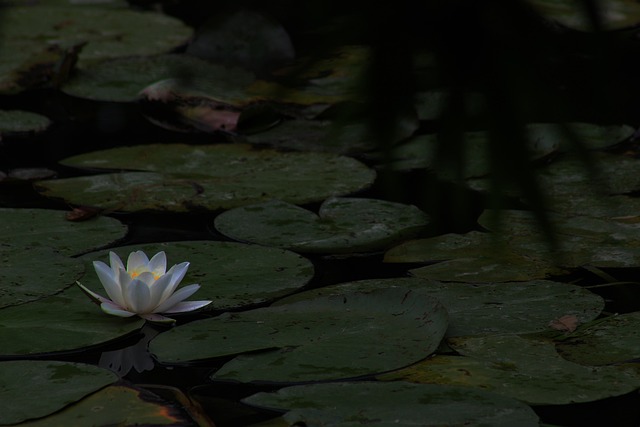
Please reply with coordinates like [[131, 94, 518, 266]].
[[77, 250, 212, 323]]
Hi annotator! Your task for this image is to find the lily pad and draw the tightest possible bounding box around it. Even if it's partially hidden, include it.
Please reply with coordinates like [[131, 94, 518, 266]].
[[0, 244, 84, 309], [0, 208, 127, 256], [527, 0, 640, 30], [243, 115, 418, 154], [380, 335, 640, 405], [384, 231, 567, 282], [62, 54, 254, 103], [479, 209, 640, 268], [0, 360, 117, 425], [17, 385, 190, 427], [276, 277, 603, 337], [385, 123, 632, 175], [0, 285, 144, 356], [243, 382, 539, 426], [80, 241, 314, 311], [150, 288, 448, 383], [37, 144, 376, 212], [186, 9, 295, 73], [556, 312, 640, 366], [0, 110, 50, 136], [214, 198, 429, 254], [0, 6, 193, 93]]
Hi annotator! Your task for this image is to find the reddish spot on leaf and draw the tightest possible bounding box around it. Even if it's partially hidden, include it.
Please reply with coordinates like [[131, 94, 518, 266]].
[[549, 314, 579, 332]]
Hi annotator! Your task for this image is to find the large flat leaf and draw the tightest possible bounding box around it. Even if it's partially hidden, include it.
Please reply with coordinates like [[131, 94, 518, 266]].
[[17, 385, 190, 427], [0, 360, 117, 425], [243, 382, 539, 427], [480, 209, 640, 268], [214, 198, 429, 254], [380, 335, 640, 405], [37, 144, 376, 212], [275, 277, 603, 337], [384, 231, 567, 282], [0, 286, 144, 356], [556, 312, 640, 366], [0, 245, 84, 309], [527, 0, 640, 30], [0, 109, 50, 136], [62, 54, 254, 103], [0, 6, 192, 93], [0, 208, 127, 256], [150, 288, 448, 383], [81, 241, 314, 311]]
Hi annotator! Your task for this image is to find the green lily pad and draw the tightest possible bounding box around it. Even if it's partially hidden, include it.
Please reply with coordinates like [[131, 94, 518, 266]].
[[0, 245, 84, 309], [0, 285, 144, 356], [0, 6, 192, 93], [0, 360, 117, 425], [17, 385, 191, 427], [243, 115, 418, 154], [186, 9, 294, 73], [214, 198, 429, 254], [480, 209, 640, 268], [0, 208, 127, 256], [527, 0, 640, 30], [0, 110, 50, 136], [468, 153, 640, 217], [37, 144, 376, 212], [556, 312, 640, 366], [80, 241, 314, 311], [380, 335, 640, 405], [243, 382, 539, 427], [276, 277, 603, 337], [384, 231, 567, 282], [62, 54, 254, 103], [150, 288, 448, 383], [385, 123, 632, 175]]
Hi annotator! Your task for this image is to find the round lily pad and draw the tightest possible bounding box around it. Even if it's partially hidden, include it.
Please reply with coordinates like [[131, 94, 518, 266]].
[[150, 287, 448, 383], [527, 0, 640, 30], [276, 277, 603, 337], [80, 241, 314, 312], [243, 382, 539, 427], [479, 209, 640, 268], [0, 208, 127, 256], [214, 197, 429, 254], [384, 231, 567, 282], [380, 335, 640, 405], [0, 109, 50, 136], [0, 6, 193, 93], [0, 244, 84, 309], [556, 312, 640, 366], [0, 360, 117, 425], [37, 144, 376, 212], [0, 285, 144, 356], [62, 54, 254, 103], [18, 385, 191, 427]]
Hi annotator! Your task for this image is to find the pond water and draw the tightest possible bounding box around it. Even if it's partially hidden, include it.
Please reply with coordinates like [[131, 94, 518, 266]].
[[3, 3, 640, 427]]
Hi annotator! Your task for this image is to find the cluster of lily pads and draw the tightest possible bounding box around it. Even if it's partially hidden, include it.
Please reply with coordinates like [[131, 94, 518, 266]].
[[3, 1, 640, 426]]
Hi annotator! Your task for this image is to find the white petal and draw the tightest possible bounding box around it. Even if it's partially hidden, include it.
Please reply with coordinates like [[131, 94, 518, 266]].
[[153, 284, 201, 313], [162, 300, 212, 314], [127, 250, 149, 272], [93, 261, 126, 307], [148, 251, 167, 276], [108, 251, 125, 274], [162, 262, 189, 299], [136, 271, 156, 287], [147, 273, 174, 310], [139, 313, 176, 323], [76, 281, 111, 305], [101, 301, 137, 317], [126, 278, 152, 313]]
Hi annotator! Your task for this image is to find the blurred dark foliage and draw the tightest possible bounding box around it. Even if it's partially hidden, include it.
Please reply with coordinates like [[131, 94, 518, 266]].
[[146, 0, 640, 241]]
